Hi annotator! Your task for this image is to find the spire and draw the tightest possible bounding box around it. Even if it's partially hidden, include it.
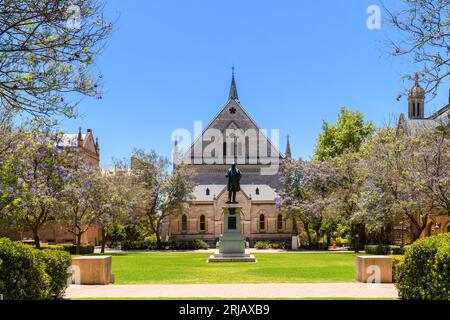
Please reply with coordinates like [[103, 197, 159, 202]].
[[285, 135, 292, 160], [228, 66, 239, 101], [172, 136, 180, 170], [77, 127, 83, 147]]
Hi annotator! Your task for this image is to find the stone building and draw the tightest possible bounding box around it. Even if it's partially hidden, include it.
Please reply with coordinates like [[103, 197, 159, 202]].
[[393, 75, 450, 244], [1, 128, 102, 245], [163, 72, 294, 246]]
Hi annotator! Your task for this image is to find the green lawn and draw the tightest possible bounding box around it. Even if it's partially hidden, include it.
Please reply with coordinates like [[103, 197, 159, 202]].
[[108, 252, 360, 284]]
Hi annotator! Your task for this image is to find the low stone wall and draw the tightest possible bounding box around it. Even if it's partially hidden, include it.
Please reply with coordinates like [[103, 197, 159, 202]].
[[356, 256, 392, 283], [72, 256, 113, 285]]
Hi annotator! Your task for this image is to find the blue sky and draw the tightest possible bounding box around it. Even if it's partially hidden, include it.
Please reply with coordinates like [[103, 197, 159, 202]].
[[59, 0, 450, 167]]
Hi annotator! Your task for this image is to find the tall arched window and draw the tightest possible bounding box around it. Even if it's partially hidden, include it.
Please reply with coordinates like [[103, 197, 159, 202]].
[[417, 103, 421, 117], [259, 214, 265, 231], [200, 215, 206, 232], [223, 142, 227, 156], [277, 214, 283, 230], [181, 214, 187, 232]]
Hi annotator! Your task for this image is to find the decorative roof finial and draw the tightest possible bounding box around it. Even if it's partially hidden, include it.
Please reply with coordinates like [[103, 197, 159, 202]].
[[228, 66, 239, 101], [415, 72, 420, 86]]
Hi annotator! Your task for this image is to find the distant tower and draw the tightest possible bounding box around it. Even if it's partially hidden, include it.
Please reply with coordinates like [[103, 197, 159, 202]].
[[172, 136, 180, 170], [408, 73, 425, 119], [77, 127, 83, 147], [285, 135, 292, 160]]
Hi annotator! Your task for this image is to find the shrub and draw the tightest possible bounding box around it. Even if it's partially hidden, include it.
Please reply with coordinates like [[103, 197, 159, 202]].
[[254, 240, 289, 250], [0, 238, 50, 300], [364, 244, 390, 255], [61, 244, 94, 255], [395, 233, 450, 300], [167, 239, 209, 250], [40, 244, 94, 255], [37, 250, 72, 299], [40, 244, 65, 251], [391, 245, 410, 255], [391, 255, 405, 283], [255, 241, 270, 250]]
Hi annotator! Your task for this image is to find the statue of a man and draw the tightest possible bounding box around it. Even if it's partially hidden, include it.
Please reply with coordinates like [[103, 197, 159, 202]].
[[226, 162, 241, 204]]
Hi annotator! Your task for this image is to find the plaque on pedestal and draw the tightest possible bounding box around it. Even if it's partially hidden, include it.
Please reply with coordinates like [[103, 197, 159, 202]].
[[208, 204, 256, 263]]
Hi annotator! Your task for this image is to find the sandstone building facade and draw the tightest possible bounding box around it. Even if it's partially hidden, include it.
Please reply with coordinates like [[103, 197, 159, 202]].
[[163, 72, 294, 246], [393, 75, 450, 244], [1, 128, 102, 245]]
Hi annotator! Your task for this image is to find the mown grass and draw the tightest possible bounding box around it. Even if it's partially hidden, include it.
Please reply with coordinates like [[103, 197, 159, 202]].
[[106, 252, 360, 284]]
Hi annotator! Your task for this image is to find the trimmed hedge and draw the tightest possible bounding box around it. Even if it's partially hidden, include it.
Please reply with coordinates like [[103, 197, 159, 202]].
[[255, 241, 289, 250], [121, 239, 209, 251], [364, 245, 410, 255], [0, 238, 71, 300], [37, 250, 72, 299], [395, 233, 450, 300], [41, 244, 94, 255]]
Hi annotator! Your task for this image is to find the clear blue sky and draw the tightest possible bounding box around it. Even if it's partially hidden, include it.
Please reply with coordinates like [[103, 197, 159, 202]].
[[59, 0, 450, 167]]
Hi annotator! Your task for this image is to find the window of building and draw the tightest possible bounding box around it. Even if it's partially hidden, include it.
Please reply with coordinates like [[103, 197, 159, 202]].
[[181, 214, 187, 232], [200, 215, 206, 232], [223, 142, 227, 156], [277, 214, 283, 230], [259, 214, 265, 231], [417, 103, 421, 116], [255, 187, 260, 195], [206, 188, 210, 196]]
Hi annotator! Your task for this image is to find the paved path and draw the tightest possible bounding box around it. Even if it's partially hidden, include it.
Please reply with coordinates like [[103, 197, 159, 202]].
[[65, 283, 398, 299], [94, 248, 354, 254]]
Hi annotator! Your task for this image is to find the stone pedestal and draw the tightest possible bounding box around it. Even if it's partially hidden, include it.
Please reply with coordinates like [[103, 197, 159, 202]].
[[208, 204, 256, 263], [72, 256, 114, 285], [291, 235, 300, 250], [356, 256, 392, 283]]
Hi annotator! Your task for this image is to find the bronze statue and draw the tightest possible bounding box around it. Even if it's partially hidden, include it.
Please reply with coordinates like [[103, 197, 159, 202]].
[[226, 162, 241, 204]]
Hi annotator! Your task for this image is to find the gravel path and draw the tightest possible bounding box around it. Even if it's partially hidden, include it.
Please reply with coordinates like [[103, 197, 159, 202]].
[[65, 283, 398, 299]]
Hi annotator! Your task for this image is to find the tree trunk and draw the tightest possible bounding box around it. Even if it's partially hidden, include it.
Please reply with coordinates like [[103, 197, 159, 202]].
[[303, 223, 312, 248], [101, 228, 107, 254], [33, 229, 41, 250], [326, 231, 331, 247], [76, 234, 82, 255]]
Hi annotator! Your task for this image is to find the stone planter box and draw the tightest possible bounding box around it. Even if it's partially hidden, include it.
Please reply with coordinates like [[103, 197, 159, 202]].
[[72, 256, 113, 285], [356, 256, 392, 283]]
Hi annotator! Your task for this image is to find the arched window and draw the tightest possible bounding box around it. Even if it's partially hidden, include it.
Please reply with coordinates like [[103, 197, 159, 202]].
[[259, 214, 265, 231], [255, 187, 260, 195], [277, 214, 283, 230], [417, 103, 421, 117], [206, 188, 210, 196], [200, 215, 206, 232], [181, 214, 187, 232], [223, 142, 227, 156]]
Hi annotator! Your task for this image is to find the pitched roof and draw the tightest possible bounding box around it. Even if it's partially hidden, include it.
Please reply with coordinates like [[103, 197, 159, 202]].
[[191, 184, 277, 202], [59, 133, 85, 147], [181, 73, 283, 162]]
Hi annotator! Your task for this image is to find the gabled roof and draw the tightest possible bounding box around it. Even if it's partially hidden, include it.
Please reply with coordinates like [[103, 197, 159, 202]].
[[181, 72, 283, 162]]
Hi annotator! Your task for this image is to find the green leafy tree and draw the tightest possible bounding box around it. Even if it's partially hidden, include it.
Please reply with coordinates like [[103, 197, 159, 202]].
[[130, 149, 194, 246], [0, 0, 113, 123], [61, 153, 101, 254], [314, 107, 374, 161], [4, 128, 69, 249], [383, 0, 449, 98]]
